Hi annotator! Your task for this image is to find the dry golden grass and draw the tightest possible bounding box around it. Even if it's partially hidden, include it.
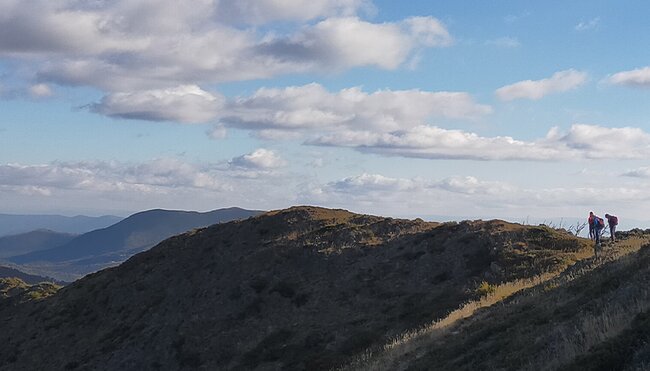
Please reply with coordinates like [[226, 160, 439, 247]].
[[341, 235, 650, 371]]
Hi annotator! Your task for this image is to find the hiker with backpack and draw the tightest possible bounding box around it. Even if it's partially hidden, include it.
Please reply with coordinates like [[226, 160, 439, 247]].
[[591, 212, 605, 245], [588, 212, 596, 240], [605, 214, 619, 242]]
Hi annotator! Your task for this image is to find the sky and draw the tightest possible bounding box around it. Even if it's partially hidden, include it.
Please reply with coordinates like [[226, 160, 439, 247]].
[[1, 0, 650, 226]]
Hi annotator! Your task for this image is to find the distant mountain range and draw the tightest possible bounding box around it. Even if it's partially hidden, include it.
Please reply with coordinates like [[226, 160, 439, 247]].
[[0, 229, 76, 259], [8, 207, 263, 281], [0, 213, 122, 237]]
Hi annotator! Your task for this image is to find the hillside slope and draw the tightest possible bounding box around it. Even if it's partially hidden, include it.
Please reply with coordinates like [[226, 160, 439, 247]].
[[9, 207, 262, 280], [0, 277, 60, 307], [0, 229, 76, 258], [0, 206, 591, 371], [350, 234, 650, 371]]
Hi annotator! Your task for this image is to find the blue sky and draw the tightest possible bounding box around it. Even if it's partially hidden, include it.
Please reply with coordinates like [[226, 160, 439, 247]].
[[1, 0, 649, 226]]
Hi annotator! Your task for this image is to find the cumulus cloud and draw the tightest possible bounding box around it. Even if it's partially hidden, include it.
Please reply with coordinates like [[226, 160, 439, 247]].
[[228, 149, 286, 177], [309, 124, 650, 161], [316, 173, 511, 198], [331, 173, 418, 193], [550, 124, 650, 158], [256, 16, 451, 72], [1, 1, 452, 92], [309, 126, 557, 160], [0, 1, 148, 56], [0, 159, 229, 194], [91, 85, 224, 123], [606, 66, 650, 88], [495, 69, 588, 101], [222, 83, 491, 133]]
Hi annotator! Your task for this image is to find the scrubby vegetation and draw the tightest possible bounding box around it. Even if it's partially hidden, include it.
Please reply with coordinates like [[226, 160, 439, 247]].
[[0, 277, 60, 306], [0, 207, 646, 370], [344, 233, 650, 371]]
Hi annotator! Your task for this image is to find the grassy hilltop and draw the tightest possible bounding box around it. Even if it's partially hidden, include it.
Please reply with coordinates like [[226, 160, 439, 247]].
[[0, 206, 648, 370]]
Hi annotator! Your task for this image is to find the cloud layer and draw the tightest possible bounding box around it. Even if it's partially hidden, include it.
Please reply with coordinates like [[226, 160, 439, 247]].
[[495, 69, 588, 101], [92, 85, 224, 123], [310, 124, 650, 161], [222, 83, 491, 132], [0, 1, 451, 92], [299, 172, 650, 220]]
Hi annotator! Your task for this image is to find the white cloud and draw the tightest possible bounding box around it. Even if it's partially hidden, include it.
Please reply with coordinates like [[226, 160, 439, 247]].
[[432, 176, 513, 195], [0, 1, 149, 56], [495, 69, 588, 101], [402, 16, 453, 47], [606, 66, 650, 88], [28, 83, 53, 97], [256, 16, 450, 72], [331, 173, 418, 193], [553, 124, 650, 159], [298, 172, 650, 220], [1, 1, 451, 92], [485, 37, 521, 48], [314, 173, 512, 200], [91, 85, 224, 123], [575, 17, 600, 31], [0, 158, 296, 215], [309, 124, 650, 161], [309, 125, 558, 161], [228, 149, 286, 170], [214, 0, 372, 25], [0, 159, 229, 194], [222, 83, 491, 132]]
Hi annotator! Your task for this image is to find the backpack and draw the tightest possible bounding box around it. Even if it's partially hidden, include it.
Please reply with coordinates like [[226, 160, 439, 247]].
[[610, 216, 618, 225], [596, 217, 605, 229]]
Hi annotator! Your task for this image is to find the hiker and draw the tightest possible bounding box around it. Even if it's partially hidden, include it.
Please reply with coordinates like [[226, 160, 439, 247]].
[[588, 212, 596, 240], [592, 213, 605, 245], [605, 213, 619, 242]]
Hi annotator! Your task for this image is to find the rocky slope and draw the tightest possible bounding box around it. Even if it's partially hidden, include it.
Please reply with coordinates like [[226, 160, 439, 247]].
[[0, 206, 592, 370]]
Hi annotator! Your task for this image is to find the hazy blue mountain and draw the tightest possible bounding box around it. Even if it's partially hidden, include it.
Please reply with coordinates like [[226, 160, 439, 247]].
[[9, 207, 263, 279], [0, 229, 76, 259], [0, 214, 122, 237]]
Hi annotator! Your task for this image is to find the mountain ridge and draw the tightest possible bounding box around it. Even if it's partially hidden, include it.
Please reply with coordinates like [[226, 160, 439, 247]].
[[0, 206, 595, 370]]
